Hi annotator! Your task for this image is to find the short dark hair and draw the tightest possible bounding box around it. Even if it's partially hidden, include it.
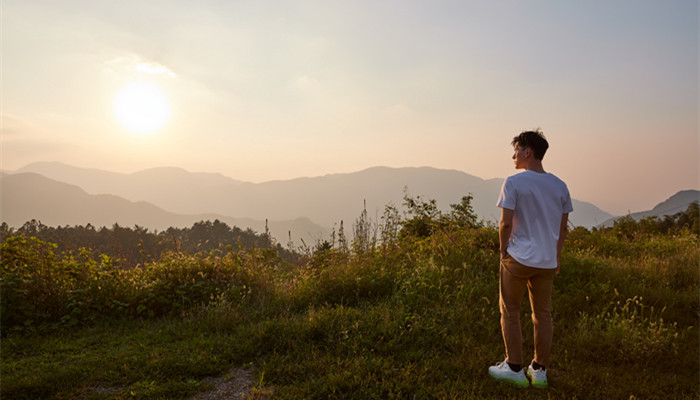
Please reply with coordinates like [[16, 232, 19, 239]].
[[511, 129, 549, 160]]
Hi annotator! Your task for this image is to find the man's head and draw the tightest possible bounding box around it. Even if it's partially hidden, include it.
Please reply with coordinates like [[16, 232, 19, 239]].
[[511, 129, 549, 161]]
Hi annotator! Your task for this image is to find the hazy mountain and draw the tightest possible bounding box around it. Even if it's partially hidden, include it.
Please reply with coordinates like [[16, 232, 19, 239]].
[[215, 167, 611, 229], [0, 172, 328, 244], [14, 162, 244, 213], [11, 163, 613, 229], [600, 190, 700, 227]]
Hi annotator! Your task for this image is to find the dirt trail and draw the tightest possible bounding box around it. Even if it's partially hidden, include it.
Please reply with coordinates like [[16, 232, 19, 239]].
[[190, 367, 272, 399]]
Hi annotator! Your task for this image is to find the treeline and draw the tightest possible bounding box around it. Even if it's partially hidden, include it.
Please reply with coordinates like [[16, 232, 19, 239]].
[[1, 199, 696, 268], [0, 219, 296, 267], [595, 201, 699, 238]]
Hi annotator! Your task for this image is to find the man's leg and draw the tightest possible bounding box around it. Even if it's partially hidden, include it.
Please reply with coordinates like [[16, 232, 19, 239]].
[[527, 268, 556, 367], [499, 256, 529, 366]]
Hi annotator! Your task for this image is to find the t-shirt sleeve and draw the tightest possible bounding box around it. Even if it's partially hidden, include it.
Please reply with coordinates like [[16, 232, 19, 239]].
[[562, 184, 573, 214], [497, 178, 516, 210]]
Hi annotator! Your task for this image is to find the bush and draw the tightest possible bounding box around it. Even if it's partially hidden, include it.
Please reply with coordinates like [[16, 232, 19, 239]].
[[0, 236, 283, 334]]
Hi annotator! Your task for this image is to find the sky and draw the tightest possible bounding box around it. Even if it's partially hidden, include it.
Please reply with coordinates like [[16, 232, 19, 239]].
[[1, 0, 698, 216]]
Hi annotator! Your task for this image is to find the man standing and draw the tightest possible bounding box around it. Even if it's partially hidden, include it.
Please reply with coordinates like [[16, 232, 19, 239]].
[[488, 130, 573, 388]]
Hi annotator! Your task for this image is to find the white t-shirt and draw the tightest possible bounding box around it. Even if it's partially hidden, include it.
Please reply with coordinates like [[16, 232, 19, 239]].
[[497, 170, 573, 269]]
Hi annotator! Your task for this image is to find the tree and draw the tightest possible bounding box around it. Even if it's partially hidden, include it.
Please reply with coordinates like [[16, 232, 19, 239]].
[[400, 189, 446, 238], [449, 194, 480, 228]]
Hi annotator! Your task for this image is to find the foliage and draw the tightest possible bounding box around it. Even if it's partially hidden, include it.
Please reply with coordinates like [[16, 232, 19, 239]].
[[597, 200, 700, 239], [1, 201, 698, 399], [0, 219, 294, 268], [0, 236, 282, 334], [399, 190, 481, 239]]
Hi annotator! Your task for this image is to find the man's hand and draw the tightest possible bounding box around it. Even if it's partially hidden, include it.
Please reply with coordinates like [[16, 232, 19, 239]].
[[499, 208, 514, 261], [555, 213, 569, 276]]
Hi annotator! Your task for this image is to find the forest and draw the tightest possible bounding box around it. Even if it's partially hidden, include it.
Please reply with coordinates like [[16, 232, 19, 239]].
[[0, 218, 295, 267]]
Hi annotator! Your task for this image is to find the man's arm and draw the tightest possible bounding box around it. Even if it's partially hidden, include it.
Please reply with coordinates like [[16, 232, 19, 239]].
[[499, 207, 514, 259], [555, 213, 569, 274]]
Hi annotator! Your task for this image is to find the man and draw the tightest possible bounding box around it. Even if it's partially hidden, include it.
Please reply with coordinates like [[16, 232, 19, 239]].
[[488, 130, 572, 388]]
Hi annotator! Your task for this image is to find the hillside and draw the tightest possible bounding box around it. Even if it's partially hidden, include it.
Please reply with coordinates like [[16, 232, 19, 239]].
[[0, 172, 328, 244], [600, 190, 700, 227], [12, 162, 612, 228], [2, 207, 698, 399]]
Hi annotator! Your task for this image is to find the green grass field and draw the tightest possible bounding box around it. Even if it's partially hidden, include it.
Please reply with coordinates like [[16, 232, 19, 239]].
[[2, 214, 698, 399]]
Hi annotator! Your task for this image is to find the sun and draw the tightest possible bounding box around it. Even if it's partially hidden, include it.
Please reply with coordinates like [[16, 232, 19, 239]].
[[113, 81, 170, 134]]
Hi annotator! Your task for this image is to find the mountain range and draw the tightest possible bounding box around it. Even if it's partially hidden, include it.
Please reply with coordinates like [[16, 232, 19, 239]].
[[2, 162, 694, 243], [0, 172, 328, 244]]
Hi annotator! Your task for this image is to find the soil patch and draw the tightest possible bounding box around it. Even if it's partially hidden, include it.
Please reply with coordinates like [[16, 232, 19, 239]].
[[190, 367, 272, 399]]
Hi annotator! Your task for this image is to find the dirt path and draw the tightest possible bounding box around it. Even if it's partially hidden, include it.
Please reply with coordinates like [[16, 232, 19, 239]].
[[190, 367, 272, 399]]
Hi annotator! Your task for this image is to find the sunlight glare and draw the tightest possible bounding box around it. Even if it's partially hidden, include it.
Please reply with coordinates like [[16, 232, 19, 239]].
[[113, 81, 170, 134]]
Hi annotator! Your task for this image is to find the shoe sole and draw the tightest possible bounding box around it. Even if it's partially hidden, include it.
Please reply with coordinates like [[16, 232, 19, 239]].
[[488, 371, 529, 388], [526, 370, 547, 389]]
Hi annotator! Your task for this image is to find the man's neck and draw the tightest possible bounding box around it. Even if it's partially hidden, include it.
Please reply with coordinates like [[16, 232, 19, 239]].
[[524, 161, 546, 174]]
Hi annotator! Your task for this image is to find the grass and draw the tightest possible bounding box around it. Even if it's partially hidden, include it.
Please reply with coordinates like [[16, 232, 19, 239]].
[[1, 226, 698, 399]]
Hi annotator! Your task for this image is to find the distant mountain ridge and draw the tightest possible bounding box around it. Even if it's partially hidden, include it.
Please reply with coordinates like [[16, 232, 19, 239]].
[[600, 190, 700, 227], [0, 172, 328, 244], [9, 162, 613, 229], [13, 162, 245, 214]]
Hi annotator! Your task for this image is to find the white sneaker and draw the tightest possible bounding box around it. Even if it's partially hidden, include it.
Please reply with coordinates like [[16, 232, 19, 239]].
[[488, 359, 529, 388], [526, 363, 548, 388]]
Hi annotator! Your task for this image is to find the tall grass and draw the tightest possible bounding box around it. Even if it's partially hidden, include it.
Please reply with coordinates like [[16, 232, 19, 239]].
[[1, 218, 698, 399]]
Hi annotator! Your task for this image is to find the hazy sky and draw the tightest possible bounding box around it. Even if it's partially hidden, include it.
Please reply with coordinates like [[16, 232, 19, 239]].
[[2, 0, 698, 215]]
